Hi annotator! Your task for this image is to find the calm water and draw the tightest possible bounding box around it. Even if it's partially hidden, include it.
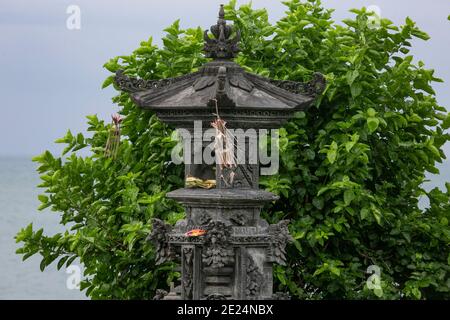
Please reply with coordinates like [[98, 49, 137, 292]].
[[0, 157, 86, 299], [0, 156, 448, 299]]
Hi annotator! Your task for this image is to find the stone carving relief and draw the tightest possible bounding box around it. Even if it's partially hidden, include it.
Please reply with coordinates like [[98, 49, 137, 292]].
[[230, 212, 247, 226], [268, 220, 294, 266], [245, 254, 264, 298], [202, 221, 234, 269], [147, 218, 172, 265], [197, 211, 212, 226], [182, 247, 194, 299]]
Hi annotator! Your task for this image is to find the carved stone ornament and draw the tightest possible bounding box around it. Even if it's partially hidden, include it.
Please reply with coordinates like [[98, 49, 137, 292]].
[[202, 221, 234, 269], [147, 218, 172, 265], [269, 220, 294, 266], [114, 69, 199, 94], [197, 212, 212, 226], [246, 254, 264, 298], [230, 212, 247, 226], [204, 293, 228, 300], [152, 289, 168, 300], [203, 5, 240, 59], [182, 247, 194, 299], [266, 72, 327, 97]]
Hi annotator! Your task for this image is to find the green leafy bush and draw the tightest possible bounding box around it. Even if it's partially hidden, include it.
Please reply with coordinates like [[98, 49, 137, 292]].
[[16, 0, 450, 299]]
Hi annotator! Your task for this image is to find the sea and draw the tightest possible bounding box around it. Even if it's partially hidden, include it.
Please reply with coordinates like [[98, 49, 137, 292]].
[[0, 156, 448, 300], [0, 157, 86, 299]]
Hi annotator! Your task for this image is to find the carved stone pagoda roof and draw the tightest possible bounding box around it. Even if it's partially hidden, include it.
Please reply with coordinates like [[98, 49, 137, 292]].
[[114, 5, 325, 129]]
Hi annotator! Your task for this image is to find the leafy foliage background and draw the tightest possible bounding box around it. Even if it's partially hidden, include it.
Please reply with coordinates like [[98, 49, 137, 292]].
[[16, 0, 450, 299]]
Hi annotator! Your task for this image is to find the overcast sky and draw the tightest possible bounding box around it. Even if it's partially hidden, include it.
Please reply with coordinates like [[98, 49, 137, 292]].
[[0, 0, 449, 187]]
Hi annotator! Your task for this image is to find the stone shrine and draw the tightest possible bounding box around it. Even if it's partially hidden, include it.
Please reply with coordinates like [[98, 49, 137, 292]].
[[114, 5, 325, 300]]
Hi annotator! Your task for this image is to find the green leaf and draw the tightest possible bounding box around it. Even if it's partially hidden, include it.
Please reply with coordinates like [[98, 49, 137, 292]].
[[66, 256, 77, 267], [330, 267, 341, 276], [374, 288, 383, 298], [350, 83, 362, 98], [371, 205, 382, 225], [343, 190, 355, 206], [408, 114, 422, 123], [345, 133, 359, 152], [312, 197, 324, 210], [102, 76, 114, 89], [427, 144, 441, 158], [367, 108, 377, 117], [57, 256, 69, 270], [367, 117, 380, 133], [411, 287, 422, 299], [39, 259, 46, 272], [411, 29, 430, 40], [38, 194, 48, 203], [294, 111, 306, 119], [360, 208, 370, 220], [293, 239, 302, 253], [103, 57, 120, 72], [442, 114, 450, 129], [346, 70, 359, 86], [405, 16, 415, 27], [327, 141, 338, 164]]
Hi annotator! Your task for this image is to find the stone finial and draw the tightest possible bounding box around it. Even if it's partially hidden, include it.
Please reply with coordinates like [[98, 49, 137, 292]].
[[204, 4, 241, 59]]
